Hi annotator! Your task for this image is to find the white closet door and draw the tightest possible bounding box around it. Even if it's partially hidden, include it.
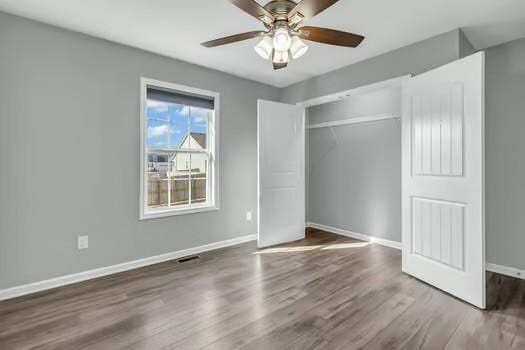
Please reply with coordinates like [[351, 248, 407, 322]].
[[258, 100, 305, 248], [402, 52, 485, 308]]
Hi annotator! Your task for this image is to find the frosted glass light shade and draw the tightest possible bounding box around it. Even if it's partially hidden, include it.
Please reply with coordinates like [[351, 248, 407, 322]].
[[290, 36, 308, 59], [272, 50, 289, 64], [254, 37, 273, 60], [273, 27, 292, 51]]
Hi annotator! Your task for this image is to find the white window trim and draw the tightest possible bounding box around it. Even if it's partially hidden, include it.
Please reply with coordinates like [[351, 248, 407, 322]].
[[139, 77, 220, 220]]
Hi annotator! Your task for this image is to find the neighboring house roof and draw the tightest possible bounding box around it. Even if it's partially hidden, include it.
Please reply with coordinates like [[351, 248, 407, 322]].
[[180, 132, 206, 149]]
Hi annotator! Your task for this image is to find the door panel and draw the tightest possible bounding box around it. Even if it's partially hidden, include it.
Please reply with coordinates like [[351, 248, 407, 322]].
[[402, 52, 485, 308], [258, 100, 305, 248], [412, 197, 464, 269], [412, 83, 464, 176]]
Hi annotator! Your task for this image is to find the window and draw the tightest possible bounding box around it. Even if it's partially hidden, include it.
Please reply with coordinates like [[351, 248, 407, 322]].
[[140, 78, 219, 219]]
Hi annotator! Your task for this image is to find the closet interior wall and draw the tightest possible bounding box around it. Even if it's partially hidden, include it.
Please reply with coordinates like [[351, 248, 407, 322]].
[[306, 86, 402, 243]]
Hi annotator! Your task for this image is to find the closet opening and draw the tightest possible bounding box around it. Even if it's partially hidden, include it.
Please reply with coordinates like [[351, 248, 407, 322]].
[[299, 76, 409, 248]]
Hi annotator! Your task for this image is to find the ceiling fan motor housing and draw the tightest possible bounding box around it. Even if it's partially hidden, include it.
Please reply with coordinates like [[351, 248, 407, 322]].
[[264, 0, 298, 20]]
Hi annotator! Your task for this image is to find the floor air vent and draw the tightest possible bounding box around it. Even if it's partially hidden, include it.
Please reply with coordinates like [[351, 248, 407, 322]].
[[177, 255, 201, 264]]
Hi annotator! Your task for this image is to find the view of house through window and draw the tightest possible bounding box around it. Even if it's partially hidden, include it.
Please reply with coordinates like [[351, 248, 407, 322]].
[[142, 80, 217, 218]]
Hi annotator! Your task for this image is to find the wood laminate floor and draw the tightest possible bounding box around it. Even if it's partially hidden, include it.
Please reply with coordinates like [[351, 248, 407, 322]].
[[1, 229, 524, 350]]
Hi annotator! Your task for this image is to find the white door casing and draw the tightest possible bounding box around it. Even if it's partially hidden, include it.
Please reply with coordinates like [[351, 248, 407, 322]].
[[402, 52, 485, 308], [258, 100, 305, 248]]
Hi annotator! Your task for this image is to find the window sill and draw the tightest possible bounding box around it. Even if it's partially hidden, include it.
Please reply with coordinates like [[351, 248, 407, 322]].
[[140, 205, 219, 221]]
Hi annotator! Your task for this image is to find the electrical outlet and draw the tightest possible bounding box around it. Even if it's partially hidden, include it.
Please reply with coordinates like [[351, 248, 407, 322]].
[[78, 235, 89, 250], [246, 211, 252, 221]]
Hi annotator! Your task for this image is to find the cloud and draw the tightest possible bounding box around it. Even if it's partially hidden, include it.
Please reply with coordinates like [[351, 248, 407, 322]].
[[147, 101, 210, 122], [180, 106, 209, 124], [148, 125, 169, 138], [180, 106, 190, 116], [147, 100, 169, 113], [193, 115, 207, 124]]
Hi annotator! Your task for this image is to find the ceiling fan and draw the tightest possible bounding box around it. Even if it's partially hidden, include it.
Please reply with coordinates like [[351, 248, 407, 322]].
[[201, 0, 365, 70]]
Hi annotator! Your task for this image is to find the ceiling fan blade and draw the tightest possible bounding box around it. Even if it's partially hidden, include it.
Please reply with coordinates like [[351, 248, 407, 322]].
[[230, 0, 275, 24], [201, 31, 266, 48], [298, 26, 364, 47], [273, 62, 288, 70], [288, 0, 340, 22]]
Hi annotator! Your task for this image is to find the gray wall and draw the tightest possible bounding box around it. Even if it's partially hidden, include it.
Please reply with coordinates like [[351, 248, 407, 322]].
[[485, 37, 525, 270], [0, 12, 278, 289], [459, 29, 476, 58], [280, 29, 465, 104], [307, 88, 401, 242]]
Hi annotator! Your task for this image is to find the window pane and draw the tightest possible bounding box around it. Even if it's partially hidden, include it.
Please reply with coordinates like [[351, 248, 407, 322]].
[[147, 152, 170, 175], [189, 107, 210, 150], [170, 151, 190, 207], [191, 153, 208, 204], [146, 99, 188, 150], [147, 152, 170, 210], [170, 175, 189, 207], [169, 105, 189, 149]]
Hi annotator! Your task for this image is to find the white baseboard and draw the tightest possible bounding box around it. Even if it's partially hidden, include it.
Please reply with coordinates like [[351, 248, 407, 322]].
[[486, 263, 525, 280], [0, 234, 257, 301], [306, 222, 402, 250]]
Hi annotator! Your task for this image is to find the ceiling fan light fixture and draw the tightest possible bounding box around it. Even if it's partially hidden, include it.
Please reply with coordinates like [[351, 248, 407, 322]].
[[272, 49, 289, 64], [254, 36, 273, 60], [273, 27, 292, 52], [290, 36, 308, 59], [201, 0, 365, 70]]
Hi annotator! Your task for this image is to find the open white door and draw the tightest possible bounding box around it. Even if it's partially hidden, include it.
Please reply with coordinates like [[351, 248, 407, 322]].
[[258, 100, 305, 248], [402, 52, 485, 308]]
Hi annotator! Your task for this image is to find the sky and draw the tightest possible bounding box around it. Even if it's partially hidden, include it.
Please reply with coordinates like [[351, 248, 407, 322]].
[[147, 100, 209, 149]]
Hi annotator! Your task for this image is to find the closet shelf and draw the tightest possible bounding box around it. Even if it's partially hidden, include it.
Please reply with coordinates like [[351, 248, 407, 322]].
[[307, 113, 399, 129]]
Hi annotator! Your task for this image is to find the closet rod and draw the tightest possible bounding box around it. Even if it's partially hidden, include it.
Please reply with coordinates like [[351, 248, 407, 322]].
[[307, 113, 400, 130]]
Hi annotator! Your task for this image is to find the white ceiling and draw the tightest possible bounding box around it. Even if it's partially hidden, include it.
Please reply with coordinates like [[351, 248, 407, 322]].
[[1, 0, 525, 87]]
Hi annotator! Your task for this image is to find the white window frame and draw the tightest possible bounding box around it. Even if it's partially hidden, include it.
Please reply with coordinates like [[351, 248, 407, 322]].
[[139, 78, 220, 220]]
